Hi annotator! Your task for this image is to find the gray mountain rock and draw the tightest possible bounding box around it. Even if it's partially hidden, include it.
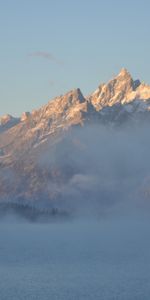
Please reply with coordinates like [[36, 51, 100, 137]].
[[1, 69, 150, 214]]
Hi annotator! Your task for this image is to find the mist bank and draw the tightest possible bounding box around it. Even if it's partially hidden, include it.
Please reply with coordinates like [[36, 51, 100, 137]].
[[0, 121, 150, 220], [1, 215, 150, 299]]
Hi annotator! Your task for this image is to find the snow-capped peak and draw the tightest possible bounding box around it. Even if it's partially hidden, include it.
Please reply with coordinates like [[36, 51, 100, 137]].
[[88, 68, 150, 111], [1, 69, 150, 204], [118, 67, 131, 78], [0, 114, 14, 125]]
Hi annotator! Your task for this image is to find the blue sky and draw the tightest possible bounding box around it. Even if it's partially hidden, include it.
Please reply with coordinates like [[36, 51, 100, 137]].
[[0, 0, 150, 116]]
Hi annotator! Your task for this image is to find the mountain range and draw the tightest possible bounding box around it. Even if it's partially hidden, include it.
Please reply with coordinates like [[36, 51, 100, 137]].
[[1, 68, 150, 219]]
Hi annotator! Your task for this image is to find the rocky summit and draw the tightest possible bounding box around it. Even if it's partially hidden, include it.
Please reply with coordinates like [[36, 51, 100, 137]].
[[1, 69, 150, 216]]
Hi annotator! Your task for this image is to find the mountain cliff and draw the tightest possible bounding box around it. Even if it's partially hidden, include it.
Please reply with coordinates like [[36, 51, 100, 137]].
[[1, 69, 150, 217]]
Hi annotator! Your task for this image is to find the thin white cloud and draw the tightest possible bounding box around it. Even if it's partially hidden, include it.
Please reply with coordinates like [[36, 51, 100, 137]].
[[28, 51, 63, 65]]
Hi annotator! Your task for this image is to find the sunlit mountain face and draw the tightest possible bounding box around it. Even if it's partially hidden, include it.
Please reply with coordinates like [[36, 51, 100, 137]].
[[1, 69, 150, 219]]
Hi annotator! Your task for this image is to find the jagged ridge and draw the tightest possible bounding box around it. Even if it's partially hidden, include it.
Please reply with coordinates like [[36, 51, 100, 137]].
[[1, 68, 150, 209]]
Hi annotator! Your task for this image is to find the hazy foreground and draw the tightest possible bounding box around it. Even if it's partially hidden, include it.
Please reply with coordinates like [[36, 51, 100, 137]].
[[0, 214, 150, 300]]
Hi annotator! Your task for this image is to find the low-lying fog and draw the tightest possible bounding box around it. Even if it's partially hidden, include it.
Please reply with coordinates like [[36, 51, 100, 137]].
[[32, 122, 150, 214], [1, 122, 150, 217], [0, 215, 150, 300], [1, 123, 150, 299]]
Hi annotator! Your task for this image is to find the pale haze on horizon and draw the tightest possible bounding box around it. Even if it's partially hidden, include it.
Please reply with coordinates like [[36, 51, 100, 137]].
[[0, 0, 150, 117]]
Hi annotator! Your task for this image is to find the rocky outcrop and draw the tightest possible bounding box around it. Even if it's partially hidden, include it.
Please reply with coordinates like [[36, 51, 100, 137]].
[[88, 68, 150, 110], [0, 114, 20, 132]]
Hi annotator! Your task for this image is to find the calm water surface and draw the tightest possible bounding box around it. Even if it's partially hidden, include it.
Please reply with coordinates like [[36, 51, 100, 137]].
[[0, 216, 150, 300]]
